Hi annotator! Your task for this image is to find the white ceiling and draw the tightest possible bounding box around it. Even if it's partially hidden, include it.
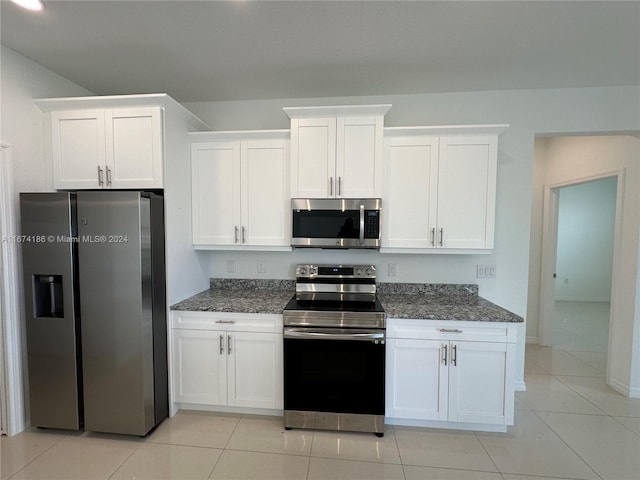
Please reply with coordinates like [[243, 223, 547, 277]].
[[1, 1, 639, 103]]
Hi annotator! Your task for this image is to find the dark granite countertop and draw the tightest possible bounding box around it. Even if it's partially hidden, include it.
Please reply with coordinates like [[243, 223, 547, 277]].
[[378, 293, 523, 322], [170, 280, 523, 323], [170, 279, 294, 314]]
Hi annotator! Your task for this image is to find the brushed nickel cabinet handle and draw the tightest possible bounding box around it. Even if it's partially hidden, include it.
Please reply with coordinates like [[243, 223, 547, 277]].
[[219, 334, 224, 355], [338, 176, 342, 196], [227, 335, 232, 355], [431, 228, 435, 246], [242, 226, 246, 244], [329, 176, 334, 196], [106, 166, 112, 186], [234, 226, 239, 243], [452, 344, 458, 366], [439, 228, 444, 247], [97, 166, 104, 186], [215, 320, 236, 324], [442, 344, 448, 366], [439, 328, 462, 333]]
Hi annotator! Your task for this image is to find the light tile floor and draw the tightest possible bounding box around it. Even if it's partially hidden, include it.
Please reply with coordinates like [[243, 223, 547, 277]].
[[2, 302, 639, 480]]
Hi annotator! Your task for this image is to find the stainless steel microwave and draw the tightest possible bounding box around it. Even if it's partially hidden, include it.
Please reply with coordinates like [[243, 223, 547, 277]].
[[291, 198, 381, 249]]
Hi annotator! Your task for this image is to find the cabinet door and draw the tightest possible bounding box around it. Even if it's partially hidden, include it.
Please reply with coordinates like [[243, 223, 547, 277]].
[[172, 330, 227, 405], [437, 136, 497, 249], [336, 116, 381, 197], [105, 107, 163, 189], [227, 332, 283, 409], [192, 141, 241, 245], [386, 338, 448, 421], [241, 139, 289, 246], [383, 136, 439, 248], [51, 109, 106, 189], [290, 117, 336, 197], [448, 341, 508, 425]]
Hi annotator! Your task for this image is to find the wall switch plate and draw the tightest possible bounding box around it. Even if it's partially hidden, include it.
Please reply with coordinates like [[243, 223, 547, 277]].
[[388, 263, 398, 277], [476, 265, 496, 278], [257, 260, 267, 273], [227, 260, 236, 273]]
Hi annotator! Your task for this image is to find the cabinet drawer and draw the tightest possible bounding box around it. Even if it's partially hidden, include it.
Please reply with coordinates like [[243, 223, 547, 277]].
[[387, 318, 515, 343], [171, 311, 283, 333]]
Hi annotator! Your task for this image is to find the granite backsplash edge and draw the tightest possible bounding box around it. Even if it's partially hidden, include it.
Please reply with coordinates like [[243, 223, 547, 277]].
[[209, 278, 478, 296]]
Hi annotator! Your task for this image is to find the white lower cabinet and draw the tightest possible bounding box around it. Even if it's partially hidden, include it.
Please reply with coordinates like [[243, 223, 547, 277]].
[[386, 319, 516, 431], [171, 312, 283, 411]]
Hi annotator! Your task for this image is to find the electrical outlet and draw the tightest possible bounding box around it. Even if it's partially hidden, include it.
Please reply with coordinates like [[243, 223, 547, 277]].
[[388, 263, 398, 277], [476, 265, 496, 279], [227, 260, 236, 273], [257, 260, 267, 274]]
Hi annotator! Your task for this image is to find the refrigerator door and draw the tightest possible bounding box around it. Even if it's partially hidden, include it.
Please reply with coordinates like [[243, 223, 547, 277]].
[[77, 191, 156, 435], [20, 192, 82, 430]]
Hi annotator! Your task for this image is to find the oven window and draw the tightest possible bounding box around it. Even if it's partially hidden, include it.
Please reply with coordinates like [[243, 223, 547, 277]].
[[292, 210, 360, 239], [284, 337, 385, 415]]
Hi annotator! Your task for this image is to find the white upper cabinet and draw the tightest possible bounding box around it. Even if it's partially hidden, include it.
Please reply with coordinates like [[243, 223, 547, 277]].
[[37, 94, 208, 191], [190, 131, 290, 250], [51, 107, 163, 190], [437, 135, 497, 249], [285, 105, 390, 198], [382, 125, 507, 252]]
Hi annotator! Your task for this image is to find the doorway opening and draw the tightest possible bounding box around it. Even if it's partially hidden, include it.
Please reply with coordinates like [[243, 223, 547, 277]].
[[550, 177, 617, 374], [537, 170, 623, 380]]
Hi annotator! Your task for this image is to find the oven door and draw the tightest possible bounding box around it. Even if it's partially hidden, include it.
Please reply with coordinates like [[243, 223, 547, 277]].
[[283, 327, 385, 416]]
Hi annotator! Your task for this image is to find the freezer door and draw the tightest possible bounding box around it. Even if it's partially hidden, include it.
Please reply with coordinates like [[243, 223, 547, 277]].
[[77, 191, 156, 436], [20, 192, 82, 430]]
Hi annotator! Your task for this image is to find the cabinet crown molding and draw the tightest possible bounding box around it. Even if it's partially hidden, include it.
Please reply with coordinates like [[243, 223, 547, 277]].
[[384, 124, 509, 136], [35, 93, 209, 131], [283, 104, 391, 119], [189, 130, 290, 141]]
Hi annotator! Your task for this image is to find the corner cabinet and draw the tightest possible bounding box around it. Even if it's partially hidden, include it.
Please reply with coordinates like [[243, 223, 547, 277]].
[[170, 311, 283, 412], [190, 131, 290, 250], [386, 319, 516, 432], [382, 125, 508, 252], [284, 105, 391, 198]]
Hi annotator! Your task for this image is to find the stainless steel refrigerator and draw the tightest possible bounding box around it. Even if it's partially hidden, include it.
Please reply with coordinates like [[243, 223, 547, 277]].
[[20, 191, 168, 436]]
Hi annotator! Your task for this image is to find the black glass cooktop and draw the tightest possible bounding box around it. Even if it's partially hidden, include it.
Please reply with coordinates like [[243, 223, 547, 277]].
[[283, 295, 385, 314]]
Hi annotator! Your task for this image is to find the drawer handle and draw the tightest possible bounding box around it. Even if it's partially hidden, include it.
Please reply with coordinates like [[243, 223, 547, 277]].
[[439, 328, 462, 333], [215, 320, 236, 324]]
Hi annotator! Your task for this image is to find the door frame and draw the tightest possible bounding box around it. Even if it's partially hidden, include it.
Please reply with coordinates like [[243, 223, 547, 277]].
[[0, 143, 26, 436], [538, 168, 624, 377]]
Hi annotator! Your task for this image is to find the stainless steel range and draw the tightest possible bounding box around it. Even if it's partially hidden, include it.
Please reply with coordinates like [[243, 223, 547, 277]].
[[283, 264, 386, 436]]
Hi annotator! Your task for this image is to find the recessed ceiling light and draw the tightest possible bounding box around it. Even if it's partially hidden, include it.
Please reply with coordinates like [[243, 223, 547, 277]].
[[10, 0, 45, 12]]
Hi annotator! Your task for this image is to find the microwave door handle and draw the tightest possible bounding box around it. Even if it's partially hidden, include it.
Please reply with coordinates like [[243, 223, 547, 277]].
[[359, 204, 365, 244]]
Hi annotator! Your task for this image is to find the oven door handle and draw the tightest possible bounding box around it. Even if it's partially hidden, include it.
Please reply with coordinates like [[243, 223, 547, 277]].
[[359, 204, 365, 245], [284, 329, 385, 341]]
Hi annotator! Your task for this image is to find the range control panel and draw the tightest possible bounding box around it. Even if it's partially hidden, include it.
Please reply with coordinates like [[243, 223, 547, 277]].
[[295, 264, 376, 279]]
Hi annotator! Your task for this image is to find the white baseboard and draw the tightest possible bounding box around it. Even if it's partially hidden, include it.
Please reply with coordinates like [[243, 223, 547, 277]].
[[554, 297, 610, 303], [609, 378, 640, 399], [514, 380, 527, 392]]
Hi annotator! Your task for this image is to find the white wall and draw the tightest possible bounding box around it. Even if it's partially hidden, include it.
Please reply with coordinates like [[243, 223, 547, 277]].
[[185, 86, 640, 394], [555, 178, 617, 302]]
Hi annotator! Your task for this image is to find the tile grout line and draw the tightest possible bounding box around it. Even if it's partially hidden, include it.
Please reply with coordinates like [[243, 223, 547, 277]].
[[473, 429, 502, 476], [5, 432, 72, 480], [551, 375, 610, 416], [531, 409, 604, 480]]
